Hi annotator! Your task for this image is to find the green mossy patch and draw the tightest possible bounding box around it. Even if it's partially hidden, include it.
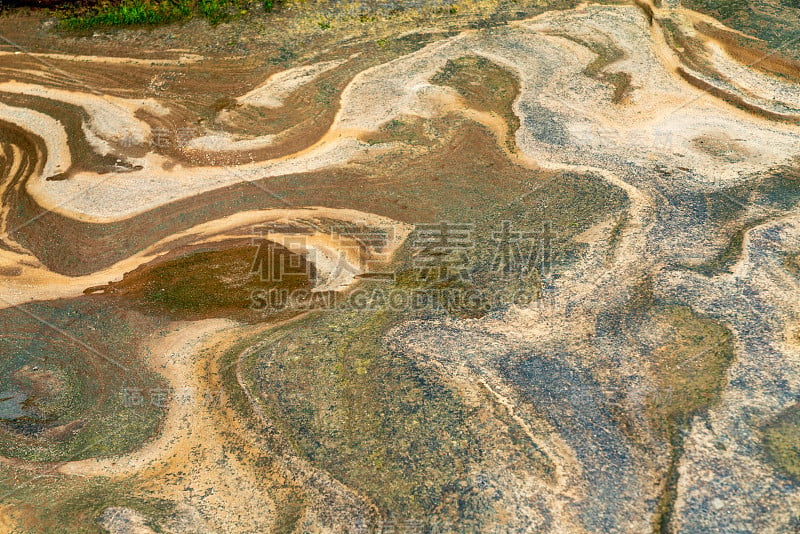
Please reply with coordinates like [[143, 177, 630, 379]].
[[95, 244, 314, 321], [646, 305, 735, 437], [643, 304, 735, 533], [0, 468, 176, 533], [0, 299, 166, 463], [762, 404, 800, 481]]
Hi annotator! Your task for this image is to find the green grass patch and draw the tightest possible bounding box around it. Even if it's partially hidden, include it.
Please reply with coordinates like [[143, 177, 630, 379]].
[[58, 0, 253, 28]]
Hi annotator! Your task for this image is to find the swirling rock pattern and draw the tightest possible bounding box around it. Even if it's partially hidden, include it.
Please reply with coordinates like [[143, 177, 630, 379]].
[[0, 0, 799, 531]]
